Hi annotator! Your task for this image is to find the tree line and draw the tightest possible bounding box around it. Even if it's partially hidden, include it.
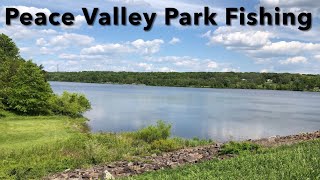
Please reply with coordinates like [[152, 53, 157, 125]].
[[0, 34, 91, 116], [47, 71, 320, 92]]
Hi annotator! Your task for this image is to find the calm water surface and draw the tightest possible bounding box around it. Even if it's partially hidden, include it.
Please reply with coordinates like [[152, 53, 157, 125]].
[[50, 81, 320, 141]]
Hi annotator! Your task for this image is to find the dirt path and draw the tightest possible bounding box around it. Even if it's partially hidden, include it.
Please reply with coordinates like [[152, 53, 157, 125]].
[[47, 131, 320, 180]]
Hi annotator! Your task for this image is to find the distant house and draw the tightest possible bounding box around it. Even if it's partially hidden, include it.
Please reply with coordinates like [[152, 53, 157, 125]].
[[267, 79, 273, 83]]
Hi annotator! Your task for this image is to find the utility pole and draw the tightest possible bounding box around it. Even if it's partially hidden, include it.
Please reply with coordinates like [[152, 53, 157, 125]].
[[57, 64, 59, 72]]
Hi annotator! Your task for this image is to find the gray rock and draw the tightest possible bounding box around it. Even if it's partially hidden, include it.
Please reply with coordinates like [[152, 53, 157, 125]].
[[183, 153, 203, 163], [103, 170, 115, 180]]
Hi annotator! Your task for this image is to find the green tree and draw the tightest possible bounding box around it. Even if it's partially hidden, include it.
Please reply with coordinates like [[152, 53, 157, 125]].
[[0, 33, 20, 59], [1, 34, 91, 115], [7, 61, 53, 115], [0, 34, 23, 109]]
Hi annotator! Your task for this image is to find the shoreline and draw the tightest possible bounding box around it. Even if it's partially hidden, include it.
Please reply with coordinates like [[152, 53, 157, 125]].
[[47, 71, 320, 92], [49, 80, 320, 93], [48, 130, 320, 179]]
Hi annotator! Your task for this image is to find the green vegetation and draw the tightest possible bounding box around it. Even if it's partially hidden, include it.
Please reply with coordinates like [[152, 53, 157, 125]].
[[219, 141, 261, 155], [134, 120, 171, 143], [47, 71, 320, 92], [0, 33, 210, 179], [1, 34, 319, 180], [0, 33, 91, 115], [126, 140, 320, 180], [49, 91, 91, 117], [0, 112, 211, 179], [7, 61, 53, 115]]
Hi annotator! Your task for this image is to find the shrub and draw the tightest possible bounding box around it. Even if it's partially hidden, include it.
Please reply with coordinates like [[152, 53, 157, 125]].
[[0, 34, 92, 117], [220, 141, 261, 155], [7, 61, 53, 115], [151, 139, 180, 152], [134, 120, 171, 143], [50, 91, 91, 117]]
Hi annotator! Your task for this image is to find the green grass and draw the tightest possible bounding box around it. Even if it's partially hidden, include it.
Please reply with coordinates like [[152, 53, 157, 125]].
[[0, 111, 211, 179], [0, 112, 82, 150], [2, 110, 319, 180], [126, 140, 320, 180]]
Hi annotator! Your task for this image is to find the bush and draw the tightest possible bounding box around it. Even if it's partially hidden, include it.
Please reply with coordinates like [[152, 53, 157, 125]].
[[7, 61, 53, 115], [220, 141, 261, 155], [134, 120, 171, 143], [50, 91, 91, 117], [151, 139, 180, 152], [0, 34, 92, 117]]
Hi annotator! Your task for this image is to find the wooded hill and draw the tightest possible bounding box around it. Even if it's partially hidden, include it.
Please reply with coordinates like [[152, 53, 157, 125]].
[[47, 71, 320, 92]]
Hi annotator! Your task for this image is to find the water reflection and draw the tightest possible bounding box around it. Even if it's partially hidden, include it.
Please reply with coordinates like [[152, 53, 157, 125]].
[[51, 81, 320, 141]]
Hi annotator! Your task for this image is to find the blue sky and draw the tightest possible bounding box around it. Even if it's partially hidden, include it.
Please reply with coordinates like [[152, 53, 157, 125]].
[[1, 0, 320, 73]]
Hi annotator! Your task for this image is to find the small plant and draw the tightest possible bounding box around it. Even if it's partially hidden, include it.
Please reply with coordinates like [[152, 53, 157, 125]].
[[134, 120, 171, 143], [151, 139, 180, 152], [220, 141, 261, 155], [49, 91, 91, 117]]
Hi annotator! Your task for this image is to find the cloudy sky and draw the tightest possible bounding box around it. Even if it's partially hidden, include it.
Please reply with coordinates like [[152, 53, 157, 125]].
[[1, 0, 320, 73]]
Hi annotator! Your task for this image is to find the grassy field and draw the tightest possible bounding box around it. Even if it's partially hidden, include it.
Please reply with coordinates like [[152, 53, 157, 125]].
[[126, 140, 320, 180], [1, 110, 319, 179], [0, 111, 210, 179]]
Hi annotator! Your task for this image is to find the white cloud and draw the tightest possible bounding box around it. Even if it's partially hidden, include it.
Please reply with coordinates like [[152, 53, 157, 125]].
[[204, 27, 274, 48], [203, 24, 320, 73], [279, 56, 308, 65], [54, 53, 237, 72], [131, 39, 164, 54], [204, 26, 320, 58], [169, 37, 181, 45], [82, 39, 164, 56], [0, 24, 58, 40], [19, 47, 30, 53], [257, 41, 320, 56], [81, 44, 134, 55], [314, 55, 320, 61], [137, 63, 153, 71], [145, 56, 236, 72], [48, 33, 94, 47], [36, 38, 47, 46], [39, 46, 64, 55]]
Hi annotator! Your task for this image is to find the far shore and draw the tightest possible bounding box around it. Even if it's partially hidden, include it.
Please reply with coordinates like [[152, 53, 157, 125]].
[[49, 80, 320, 93]]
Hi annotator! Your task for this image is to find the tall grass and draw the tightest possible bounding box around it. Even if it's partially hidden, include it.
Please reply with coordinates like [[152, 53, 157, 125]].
[[126, 140, 320, 180], [0, 114, 211, 179]]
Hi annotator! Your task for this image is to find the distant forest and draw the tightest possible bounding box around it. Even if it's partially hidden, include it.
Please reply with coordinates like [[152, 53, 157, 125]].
[[47, 72, 320, 92]]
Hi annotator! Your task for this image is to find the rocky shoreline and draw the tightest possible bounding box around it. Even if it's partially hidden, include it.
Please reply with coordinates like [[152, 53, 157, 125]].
[[47, 131, 320, 180]]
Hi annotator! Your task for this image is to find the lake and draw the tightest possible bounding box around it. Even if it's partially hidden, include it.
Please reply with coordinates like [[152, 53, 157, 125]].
[[50, 81, 320, 141]]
